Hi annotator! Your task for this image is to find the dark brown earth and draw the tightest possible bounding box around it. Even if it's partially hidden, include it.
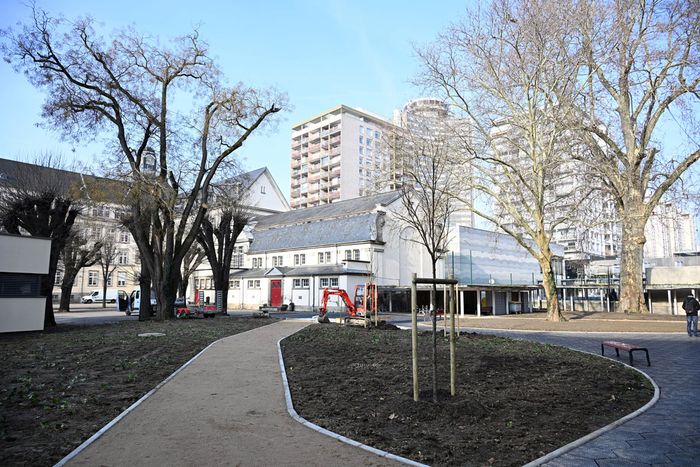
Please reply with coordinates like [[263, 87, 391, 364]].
[[281, 324, 654, 467], [0, 317, 275, 466]]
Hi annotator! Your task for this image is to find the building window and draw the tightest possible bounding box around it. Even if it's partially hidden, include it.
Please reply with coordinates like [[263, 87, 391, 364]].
[[232, 280, 240, 289], [252, 257, 263, 268], [54, 269, 63, 285], [247, 280, 260, 288], [344, 250, 351, 260], [106, 273, 112, 287], [117, 272, 127, 287], [118, 251, 129, 265], [294, 253, 306, 266], [260, 185, 266, 194], [325, 251, 331, 263], [232, 246, 244, 268], [277, 255, 283, 266], [353, 249, 360, 261], [318, 252, 324, 264], [272, 255, 283, 267], [88, 271, 98, 287], [330, 278, 339, 287], [119, 230, 130, 243], [320, 278, 329, 288], [293, 278, 310, 288], [359, 135, 363, 145], [194, 279, 200, 289], [0, 273, 42, 297]]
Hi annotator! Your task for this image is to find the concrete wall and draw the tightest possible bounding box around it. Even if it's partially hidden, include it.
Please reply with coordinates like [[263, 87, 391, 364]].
[[646, 266, 700, 287], [0, 298, 45, 332], [0, 235, 50, 274]]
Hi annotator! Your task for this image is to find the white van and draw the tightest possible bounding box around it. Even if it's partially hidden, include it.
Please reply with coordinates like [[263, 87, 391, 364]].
[[125, 289, 158, 315], [81, 290, 119, 304]]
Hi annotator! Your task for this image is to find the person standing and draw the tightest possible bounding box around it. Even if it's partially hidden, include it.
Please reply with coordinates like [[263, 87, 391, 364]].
[[681, 294, 699, 337]]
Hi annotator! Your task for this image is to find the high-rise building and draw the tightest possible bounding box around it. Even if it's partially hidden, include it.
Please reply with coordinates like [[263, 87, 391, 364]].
[[392, 98, 473, 227], [290, 105, 393, 209], [644, 202, 696, 258]]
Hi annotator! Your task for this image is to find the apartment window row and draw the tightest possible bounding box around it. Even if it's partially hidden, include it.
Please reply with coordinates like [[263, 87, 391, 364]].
[[344, 249, 361, 261], [293, 278, 310, 288], [319, 277, 339, 288], [317, 251, 332, 264]]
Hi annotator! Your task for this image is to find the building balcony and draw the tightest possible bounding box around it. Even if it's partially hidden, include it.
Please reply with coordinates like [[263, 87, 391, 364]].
[[307, 195, 319, 203], [291, 150, 302, 160], [329, 136, 341, 145], [308, 175, 320, 183], [330, 126, 341, 135], [308, 186, 320, 194], [291, 160, 301, 169], [309, 144, 321, 153], [291, 140, 302, 149], [329, 191, 341, 200], [290, 189, 300, 198], [330, 169, 341, 178]]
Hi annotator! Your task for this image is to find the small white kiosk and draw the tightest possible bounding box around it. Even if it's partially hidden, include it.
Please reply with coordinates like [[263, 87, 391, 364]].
[[0, 233, 51, 332]]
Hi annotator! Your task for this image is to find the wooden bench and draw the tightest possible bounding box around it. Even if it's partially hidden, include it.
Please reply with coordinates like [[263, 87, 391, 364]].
[[601, 340, 650, 366]]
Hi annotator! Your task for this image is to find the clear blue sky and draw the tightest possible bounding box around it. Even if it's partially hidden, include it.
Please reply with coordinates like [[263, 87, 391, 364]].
[[0, 0, 470, 197]]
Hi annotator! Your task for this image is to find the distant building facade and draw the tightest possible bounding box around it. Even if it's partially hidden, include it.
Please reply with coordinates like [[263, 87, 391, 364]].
[[644, 201, 696, 258]]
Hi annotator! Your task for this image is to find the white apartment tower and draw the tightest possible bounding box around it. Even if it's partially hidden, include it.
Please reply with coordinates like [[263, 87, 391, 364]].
[[290, 105, 392, 209], [644, 202, 696, 258]]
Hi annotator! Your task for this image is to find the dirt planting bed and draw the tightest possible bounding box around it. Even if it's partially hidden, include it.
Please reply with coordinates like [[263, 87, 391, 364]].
[[281, 324, 654, 467], [0, 317, 275, 466]]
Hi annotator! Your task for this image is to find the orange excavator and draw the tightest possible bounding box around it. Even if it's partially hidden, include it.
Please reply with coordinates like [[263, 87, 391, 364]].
[[318, 284, 378, 326]]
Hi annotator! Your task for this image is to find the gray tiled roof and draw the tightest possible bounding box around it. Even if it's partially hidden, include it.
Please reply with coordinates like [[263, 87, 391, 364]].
[[254, 191, 401, 229], [229, 264, 369, 278], [249, 212, 379, 252]]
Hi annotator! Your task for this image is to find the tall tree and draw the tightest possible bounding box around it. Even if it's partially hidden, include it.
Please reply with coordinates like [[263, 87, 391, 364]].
[[0, 157, 80, 327], [388, 117, 457, 403], [58, 231, 102, 312], [98, 238, 119, 308], [416, 0, 595, 321], [570, 0, 700, 313], [196, 199, 250, 314], [2, 7, 286, 320]]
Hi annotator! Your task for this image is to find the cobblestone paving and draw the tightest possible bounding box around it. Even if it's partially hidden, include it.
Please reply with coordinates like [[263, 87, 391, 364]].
[[462, 329, 700, 466]]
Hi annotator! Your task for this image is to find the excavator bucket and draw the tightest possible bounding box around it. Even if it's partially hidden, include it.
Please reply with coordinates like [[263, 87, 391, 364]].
[[317, 314, 330, 324]]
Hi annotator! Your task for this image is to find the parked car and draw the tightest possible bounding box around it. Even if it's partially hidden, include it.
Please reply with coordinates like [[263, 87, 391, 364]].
[[81, 290, 119, 304]]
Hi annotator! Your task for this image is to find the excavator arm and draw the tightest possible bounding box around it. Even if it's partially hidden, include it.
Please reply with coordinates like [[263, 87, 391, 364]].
[[318, 288, 357, 322]]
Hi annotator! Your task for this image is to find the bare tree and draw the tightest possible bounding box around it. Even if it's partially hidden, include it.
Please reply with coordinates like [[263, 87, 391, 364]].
[[58, 231, 102, 312], [387, 118, 457, 403], [568, 0, 700, 313], [180, 244, 206, 300], [196, 188, 250, 314], [416, 0, 596, 321], [2, 7, 286, 320], [0, 156, 81, 327], [98, 238, 119, 308]]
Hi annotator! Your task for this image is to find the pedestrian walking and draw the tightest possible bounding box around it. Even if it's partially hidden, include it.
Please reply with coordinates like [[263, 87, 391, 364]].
[[681, 294, 699, 337]]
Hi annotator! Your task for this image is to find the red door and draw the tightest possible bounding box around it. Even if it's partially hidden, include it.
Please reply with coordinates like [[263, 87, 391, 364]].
[[270, 280, 282, 307]]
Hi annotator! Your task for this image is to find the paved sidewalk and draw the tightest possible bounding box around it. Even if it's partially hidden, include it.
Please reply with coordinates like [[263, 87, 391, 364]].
[[461, 328, 700, 466], [68, 320, 399, 466]]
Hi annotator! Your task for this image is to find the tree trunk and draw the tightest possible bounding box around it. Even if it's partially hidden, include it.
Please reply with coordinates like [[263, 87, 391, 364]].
[[59, 284, 73, 313], [430, 263, 438, 403], [619, 213, 648, 314], [102, 276, 108, 308], [540, 258, 563, 321], [42, 246, 60, 328], [213, 274, 229, 315], [139, 267, 151, 321], [178, 278, 188, 300]]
